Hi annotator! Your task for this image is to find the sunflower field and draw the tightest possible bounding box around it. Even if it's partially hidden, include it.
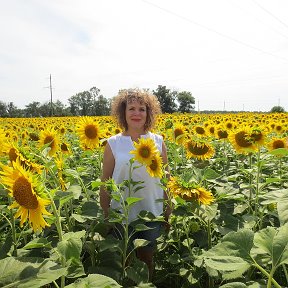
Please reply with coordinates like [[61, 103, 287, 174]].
[[0, 112, 288, 288]]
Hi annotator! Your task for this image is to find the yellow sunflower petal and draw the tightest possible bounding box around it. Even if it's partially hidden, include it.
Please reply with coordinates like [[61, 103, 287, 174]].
[[146, 153, 163, 178], [130, 138, 158, 166]]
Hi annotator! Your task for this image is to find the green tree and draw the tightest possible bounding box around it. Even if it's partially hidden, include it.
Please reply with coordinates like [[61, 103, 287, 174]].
[[6, 102, 20, 117], [95, 95, 111, 116], [270, 106, 285, 113], [68, 90, 94, 116], [153, 85, 177, 113], [68, 87, 110, 116], [177, 91, 195, 113], [25, 102, 41, 117], [90, 87, 101, 115], [39, 102, 51, 117], [53, 100, 68, 116], [0, 101, 8, 117]]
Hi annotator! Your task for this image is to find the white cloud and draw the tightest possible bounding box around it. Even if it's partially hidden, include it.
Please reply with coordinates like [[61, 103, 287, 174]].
[[0, 0, 288, 111]]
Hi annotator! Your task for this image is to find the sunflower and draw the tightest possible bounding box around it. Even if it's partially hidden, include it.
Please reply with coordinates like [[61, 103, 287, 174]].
[[60, 142, 71, 155], [55, 155, 67, 191], [164, 119, 174, 129], [39, 126, 60, 156], [205, 123, 216, 136], [215, 126, 229, 140], [197, 187, 215, 205], [130, 137, 158, 166], [228, 127, 257, 154], [146, 153, 163, 178], [28, 131, 40, 142], [266, 137, 288, 151], [224, 119, 235, 131], [173, 123, 187, 144], [76, 117, 101, 149], [167, 176, 214, 205], [185, 139, 215, 160], [0, 159, 51, 232], [192, 125, 207, 137], [0, 128, 9, 156], [58, 125, 67, 135], [273, 122, 284, 134], [4, 143, 43, 173], [250, 127, 266, 147]]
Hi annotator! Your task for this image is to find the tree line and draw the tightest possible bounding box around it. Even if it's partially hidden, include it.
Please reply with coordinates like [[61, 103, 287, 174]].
[[0, 85, 195, 118]]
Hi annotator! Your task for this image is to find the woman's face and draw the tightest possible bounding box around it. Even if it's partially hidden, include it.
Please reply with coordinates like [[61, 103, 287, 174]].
[[125, 99, 147, 131]]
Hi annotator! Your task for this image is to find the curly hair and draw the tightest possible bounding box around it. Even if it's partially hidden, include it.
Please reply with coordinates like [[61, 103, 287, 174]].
[[111, 88, 161, 132]]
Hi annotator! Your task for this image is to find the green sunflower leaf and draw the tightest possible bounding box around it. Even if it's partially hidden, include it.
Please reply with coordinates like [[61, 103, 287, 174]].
[[65, 273, 122, 288], [0, 257, 67, 287]]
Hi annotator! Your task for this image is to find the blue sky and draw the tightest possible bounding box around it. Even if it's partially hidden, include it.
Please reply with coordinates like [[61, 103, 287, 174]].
[[1, 0, 288, 112]]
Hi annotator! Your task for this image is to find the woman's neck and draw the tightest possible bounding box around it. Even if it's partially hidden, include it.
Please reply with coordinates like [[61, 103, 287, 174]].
[[123, 129, 147, 142]]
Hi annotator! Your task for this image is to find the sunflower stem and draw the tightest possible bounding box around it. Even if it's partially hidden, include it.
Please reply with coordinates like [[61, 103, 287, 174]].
[[278, 157, 282, 185], [254, 149, 261, 219], [283, 264, 288, 286], [253, 260, 281, 288], [49, 193, 66, 288], [222, 140, 227, 176], [64, 202, 72, 231], [78, 176, 90, 201], [7, 198, 17, 257], [52, 280, 60, 288], [248, 153, 253, 213], [207, 219, 212, 250], [10, 213, 17, 257], [118, 185, 130, 283], [207, 219, 214, 288], [182, 217, 194, 258]]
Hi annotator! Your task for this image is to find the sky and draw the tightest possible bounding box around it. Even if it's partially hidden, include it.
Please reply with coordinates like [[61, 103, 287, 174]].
[[1, 0, 288, 112]]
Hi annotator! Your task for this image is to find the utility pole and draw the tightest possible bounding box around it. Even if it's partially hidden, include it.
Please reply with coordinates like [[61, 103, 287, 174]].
[[49, 74, 53, 116], [44, 74, 54, 116]]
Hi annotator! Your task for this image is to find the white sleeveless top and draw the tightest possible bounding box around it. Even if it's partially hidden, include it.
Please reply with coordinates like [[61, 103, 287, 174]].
[[107, 132, 164, 223]]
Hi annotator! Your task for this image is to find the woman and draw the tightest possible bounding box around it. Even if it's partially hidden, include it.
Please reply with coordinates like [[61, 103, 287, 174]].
[[100, 88, 171, 278]]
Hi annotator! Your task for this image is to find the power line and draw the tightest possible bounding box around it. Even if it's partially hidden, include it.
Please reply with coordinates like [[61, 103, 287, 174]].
[[140, 0, 288, 63], [230, 0, 288, 41], [252, 0, 288, 30]]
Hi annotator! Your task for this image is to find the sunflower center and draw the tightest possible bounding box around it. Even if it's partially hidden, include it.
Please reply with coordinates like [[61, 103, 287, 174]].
[[9, 148, 18, 162], [188, 142, 209, 155], [226, 123, 233, 129], [85, 125, 98, 139], [195, 127, 205, 134], [139, 146, 150, 158], [251, 132, 263, 142], [209, 127, 215, 134], [174, 128, 184, 138], [218, 130, 228, 139], [149, 159, 158, 171], [13, 176, 38, 209], [275, 125, 282, 132], [273, 140, 284, 149], [235, 131, 252, 148], [44, 136, 55, 148], [61, 143, 69, 152], [29, 132, 39, 141]]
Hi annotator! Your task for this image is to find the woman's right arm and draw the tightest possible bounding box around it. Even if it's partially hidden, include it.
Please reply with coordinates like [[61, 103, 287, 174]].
[[100, 143, 115, 219]]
